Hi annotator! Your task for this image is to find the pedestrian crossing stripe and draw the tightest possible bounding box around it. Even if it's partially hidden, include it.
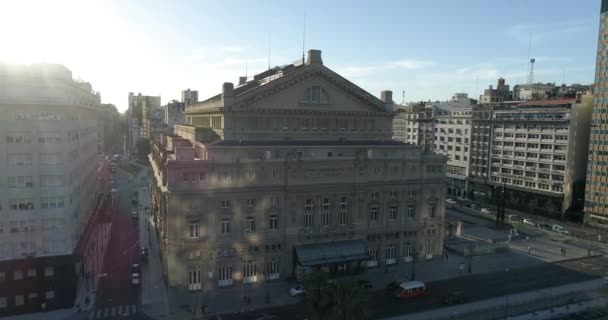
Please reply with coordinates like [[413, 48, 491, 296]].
[[88, 304, 137, 319]]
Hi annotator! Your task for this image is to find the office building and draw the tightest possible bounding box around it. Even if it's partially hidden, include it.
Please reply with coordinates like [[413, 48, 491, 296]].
[[584, 0, 608, 228], [181, 89, 199, 107], [127, 93, 161, 150], [513, 83, 556, 101], [479, 78, 512, 103], [164, 100, 186, 131], [392, 103, 435, 147], [0, 64, 111, 316], [149, 50, 447, 303]]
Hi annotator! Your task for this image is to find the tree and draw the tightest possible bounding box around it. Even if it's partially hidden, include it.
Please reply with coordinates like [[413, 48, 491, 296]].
[[331, 281, 369, 320], [136, 138, 151, 159], [302, 272, 369, 320]]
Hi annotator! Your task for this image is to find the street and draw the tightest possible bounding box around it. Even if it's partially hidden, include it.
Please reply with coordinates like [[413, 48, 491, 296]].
[[86, 162, 146, 319]]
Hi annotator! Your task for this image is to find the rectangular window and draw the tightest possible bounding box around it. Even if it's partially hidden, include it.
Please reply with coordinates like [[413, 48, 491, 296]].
[[247, 199, 256, 207], [429, 206, 436, 218], [13, 270, 23, 280], [221, 200, 230, 208], [189, 223, 200, 238], [223, 171, 230, 180], [26, 268, 36, 278], [218, 265, 233, 287], [247, 217, 256, 233], [371, 192, 378, 200], [45, 291, 54, 299], [15, 295, 24, 306], [242, 260, 258, 284], [199, 172, 206, 181], [407, 206, 416, 219], [269, 215, 278, 230], [321, 210, 330, 227], [304, 211, 313, 228], [391, 191, 398, 199], [44, 267, 54, 277], [188, 266, 201, 291], [221, 219, 231, 234], [270, 196, 278, 206], [369, 208, 378, 221], [388, 207, 397, 220], [272, 170, 279, 179], [338, 210, 347, 225]]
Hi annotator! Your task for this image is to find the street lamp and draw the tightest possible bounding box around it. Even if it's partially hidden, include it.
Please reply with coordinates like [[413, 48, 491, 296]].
[[467, 242, 474, 273]]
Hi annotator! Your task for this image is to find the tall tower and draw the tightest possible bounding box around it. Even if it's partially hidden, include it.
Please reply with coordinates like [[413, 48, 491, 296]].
[[584, 0, 608, 228], [527, 58, 535, 84]]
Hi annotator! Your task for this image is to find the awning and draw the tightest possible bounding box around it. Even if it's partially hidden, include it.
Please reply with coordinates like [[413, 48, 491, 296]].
[[295, 240, 368, 267]]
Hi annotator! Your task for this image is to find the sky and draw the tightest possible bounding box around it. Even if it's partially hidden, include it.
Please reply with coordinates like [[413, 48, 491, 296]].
[[0, 0, 601, 111]]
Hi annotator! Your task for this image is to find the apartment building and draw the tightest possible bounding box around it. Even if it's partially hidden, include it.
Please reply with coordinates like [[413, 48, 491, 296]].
[[584, 0, 608, 228], [392, 103, 435, 147], [149, 50, 447, 303], [164, 100, 186, 131], [181, 89, 199, 107], [0, 64, 110, 316], [488, 98, 591, 217], [433, 107, 473, 198], [127, 93, 161, 150]]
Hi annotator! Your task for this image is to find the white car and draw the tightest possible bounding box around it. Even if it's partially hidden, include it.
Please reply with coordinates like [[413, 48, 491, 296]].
[[290, 286, 304, 297], [446, 199, 457, 205], [481, 208, 492, 214], [131, 273, 140, 286], [523, 219, 536, 227], [552, 224, 570, 235]]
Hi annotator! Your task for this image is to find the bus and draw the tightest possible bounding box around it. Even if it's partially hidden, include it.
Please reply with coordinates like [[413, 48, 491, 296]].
[[394, 281, 426, 299]]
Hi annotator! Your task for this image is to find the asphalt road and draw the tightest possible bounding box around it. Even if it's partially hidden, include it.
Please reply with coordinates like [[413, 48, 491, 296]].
[[216, 256, 608, 320], [90, 167, 142, 318]]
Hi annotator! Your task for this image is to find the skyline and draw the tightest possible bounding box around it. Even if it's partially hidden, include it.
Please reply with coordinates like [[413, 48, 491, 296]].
[[0, 0, 601, 112]]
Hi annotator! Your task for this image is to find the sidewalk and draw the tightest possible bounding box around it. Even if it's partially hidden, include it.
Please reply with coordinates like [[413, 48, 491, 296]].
[[383, 278, 607, 320]]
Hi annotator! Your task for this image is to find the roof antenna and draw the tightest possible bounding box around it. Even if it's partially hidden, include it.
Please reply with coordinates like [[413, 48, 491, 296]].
[[302, 13, 306, 64]]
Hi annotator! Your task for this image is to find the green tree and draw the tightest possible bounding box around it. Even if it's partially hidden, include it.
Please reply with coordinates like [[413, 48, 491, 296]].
[[136, 138, 151, 159], [302, 273, 369, 320], [331, 281, 369, 320]]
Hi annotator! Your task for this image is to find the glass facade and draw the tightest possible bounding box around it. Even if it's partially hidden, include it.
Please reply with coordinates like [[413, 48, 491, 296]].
[[585, 1, 608, 227]]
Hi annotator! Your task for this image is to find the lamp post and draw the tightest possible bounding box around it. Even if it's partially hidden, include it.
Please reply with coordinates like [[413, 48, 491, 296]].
[[467, 242, 473, 274]]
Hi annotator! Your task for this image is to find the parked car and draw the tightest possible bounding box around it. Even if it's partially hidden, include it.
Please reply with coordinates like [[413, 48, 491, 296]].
[[538, 223, 552, 230], [357, 279, 373, 289], [446, 199, 457, 205], [552, 224, 570, 235], [523, 219, 537, 227], [131, 273, 140, 286], [385, 280, 402, 292], [443, 291, 466, 305], [290, 286, 304, 297], [508, 214, 523, 222], [481, 208, 493, 214]]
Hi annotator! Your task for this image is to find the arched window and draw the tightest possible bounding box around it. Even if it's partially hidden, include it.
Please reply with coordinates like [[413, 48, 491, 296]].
[[301, 86, 329, 104]]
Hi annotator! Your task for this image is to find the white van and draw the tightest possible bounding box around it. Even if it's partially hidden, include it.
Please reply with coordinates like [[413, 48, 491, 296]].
[[552, 224, 569, 234]]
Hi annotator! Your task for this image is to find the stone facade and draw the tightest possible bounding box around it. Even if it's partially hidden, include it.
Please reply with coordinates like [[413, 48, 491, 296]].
[[149, 50, 447, 296]]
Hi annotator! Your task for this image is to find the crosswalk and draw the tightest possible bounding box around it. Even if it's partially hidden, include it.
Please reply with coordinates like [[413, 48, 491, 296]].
[[88, 304, 138, 319]]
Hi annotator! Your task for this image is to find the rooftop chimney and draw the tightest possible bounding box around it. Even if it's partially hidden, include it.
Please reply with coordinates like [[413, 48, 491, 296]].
[[306, 49, 323, 65], [381, 90, 394, 112], [222, 82, 235, 106], [238, 76, 247, 86]]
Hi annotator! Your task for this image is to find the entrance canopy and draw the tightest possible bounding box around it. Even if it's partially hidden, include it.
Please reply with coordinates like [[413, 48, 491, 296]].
[[295, 240, 368, 267]]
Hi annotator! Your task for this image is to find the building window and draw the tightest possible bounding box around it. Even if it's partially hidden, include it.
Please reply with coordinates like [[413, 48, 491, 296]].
[[15, 295, 24, 306], [0, 297, 6, 308], [45, 291, 54, 299], [407, 206, 416, 219], [26, 268, 36, 278], [13, 270, 23, 280], [243, 260, 258, 284], [388, 207, 397, 220], [371, 192, 378, 200], [272, 170, 279, 179], [338, 210, 347, 226], [221, 219, 231, 234], [269, 215, 278, 230], [247, 171, 256, 180], [223, 171, 230, 180], [385, 244, 397, 264], [392, 167, 399, 174], [391, 191, 398, 199], [370, 208, 378, 221], [304, 211, 313, 229], [270, 196, 278, 206], [221, 200, 230, 208], [266, 259, 280, 280], [247, 199, 256, 207], [218, 265, 233, 287], [247, 217, 256, 233], [408, 188, 417, 197], [0, 272, 5, 282], [199, 172, 206, 181], [321, 210, 330, 227], [189, 223, 200, 238], [188, 266, 201, 291], [429, 206, 436, 218]]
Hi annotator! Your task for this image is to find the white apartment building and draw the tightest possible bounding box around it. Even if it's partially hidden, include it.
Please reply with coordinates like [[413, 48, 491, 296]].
[[127, 93, 161, 150], [489, 98, 591, 216], [392, 104, 435, 147], [433, 107, 473, 198], [0, 64, 109, 314]]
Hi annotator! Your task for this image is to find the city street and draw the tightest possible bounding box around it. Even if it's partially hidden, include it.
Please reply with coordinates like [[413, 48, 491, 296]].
[[86, 164, 144, 319]]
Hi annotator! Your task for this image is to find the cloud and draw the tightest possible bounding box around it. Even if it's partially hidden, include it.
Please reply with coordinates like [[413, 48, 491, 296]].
[[388, 59, 435, 69], [507, 21, 592, 43]]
